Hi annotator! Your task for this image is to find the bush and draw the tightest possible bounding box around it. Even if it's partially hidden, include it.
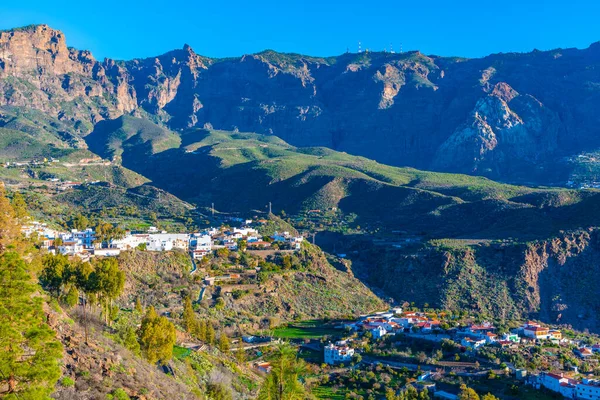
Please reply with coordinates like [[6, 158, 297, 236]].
[[61, 376, 75, 387], [107, 388, 131, 400]]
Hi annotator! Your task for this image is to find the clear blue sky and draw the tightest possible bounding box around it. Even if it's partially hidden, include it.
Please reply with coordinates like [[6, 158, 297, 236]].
[[1, 0, 599, 60]]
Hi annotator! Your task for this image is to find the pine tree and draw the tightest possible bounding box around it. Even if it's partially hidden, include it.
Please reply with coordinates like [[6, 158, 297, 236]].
[[219, 333, 230, 353], [90, 257, 125, 325], [182, 296, 199, 335], [122, 326, 141, 356], [197, 319, 207, 342], [40, 254, 70, 298], [135, 297, 144, 314], [0, 252, 62, 397], [0, 184, 20, 253], [10, 192, 28, 221], [206, 321, 216, 345], [139, 306, 176, 365]]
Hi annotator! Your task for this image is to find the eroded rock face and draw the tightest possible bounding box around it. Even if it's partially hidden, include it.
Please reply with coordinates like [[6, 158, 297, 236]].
[[1, 24, 600, 182], [433, 82, 561, 175]]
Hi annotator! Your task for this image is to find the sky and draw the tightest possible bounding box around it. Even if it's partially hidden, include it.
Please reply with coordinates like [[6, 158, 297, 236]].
[[1, 0, 600, 61]]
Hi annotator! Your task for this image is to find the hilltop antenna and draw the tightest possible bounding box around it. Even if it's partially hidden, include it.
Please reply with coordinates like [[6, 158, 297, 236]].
[[390, 43, 395, 54], [211, 202, 214, 217], [400, 42, 403, 53], [358, 41, 362, 53], [268, 202, 272, 214]]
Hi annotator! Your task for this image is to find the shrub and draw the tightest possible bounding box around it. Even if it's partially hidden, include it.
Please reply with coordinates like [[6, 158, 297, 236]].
[[61, 377, 75, 387]]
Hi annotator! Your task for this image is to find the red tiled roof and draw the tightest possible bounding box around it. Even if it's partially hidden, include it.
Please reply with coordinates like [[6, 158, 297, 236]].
[[525, 326, 548, 332]]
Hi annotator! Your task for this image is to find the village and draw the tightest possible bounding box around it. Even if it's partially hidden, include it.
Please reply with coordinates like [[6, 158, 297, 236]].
[[21, 218, 305, 261], [20, 219, 600, 399], [248, 308, 600, 400]]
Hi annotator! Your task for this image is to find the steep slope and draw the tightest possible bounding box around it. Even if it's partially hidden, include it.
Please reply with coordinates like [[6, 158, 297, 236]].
[[350, 229, 600, 332], [2, 25, 600, 183]]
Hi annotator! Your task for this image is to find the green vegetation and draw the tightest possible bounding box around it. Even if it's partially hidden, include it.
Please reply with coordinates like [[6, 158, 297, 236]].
[[0, 185, 62, 399], [257, 344, 308, 400], [139, 306, 177, 365], [273, 321, 341, 339]]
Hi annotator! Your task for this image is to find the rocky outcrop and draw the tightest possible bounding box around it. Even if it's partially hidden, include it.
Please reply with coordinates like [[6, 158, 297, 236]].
[[432, 82, 561, 175], [1, 25, 600, 183]]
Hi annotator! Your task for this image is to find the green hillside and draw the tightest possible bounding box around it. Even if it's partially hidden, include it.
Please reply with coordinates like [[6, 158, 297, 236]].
[[84, 118, 600, 240], [86, 115, 181, 161]]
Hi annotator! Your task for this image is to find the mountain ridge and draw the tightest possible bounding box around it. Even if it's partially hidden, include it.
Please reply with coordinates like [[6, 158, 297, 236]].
[[3, 24, 600, 184]]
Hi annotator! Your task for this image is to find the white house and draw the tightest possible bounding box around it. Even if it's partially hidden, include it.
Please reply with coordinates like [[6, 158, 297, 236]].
[[324, 342, 355, 365], [58, 241, 84, 256], [540, 373, 577, 399], [233, 227, 258, 237], [460, 337, 486, 350], [71, 228, 96, 249], [370, 325, 387, 339], [190, 234, 212, 251], [110, 234, 148, 250], [147, 234, 190, 251]]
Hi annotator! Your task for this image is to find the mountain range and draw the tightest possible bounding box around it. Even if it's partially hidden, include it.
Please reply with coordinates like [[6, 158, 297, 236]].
[[3, 24, 600, 332], [3, 24, 600, 184]]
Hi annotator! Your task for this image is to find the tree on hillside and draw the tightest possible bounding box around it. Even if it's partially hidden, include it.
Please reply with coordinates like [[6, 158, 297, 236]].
[[139, 306, 176, 365], [0, 252, 62, 397], [71, 260, 95, 343], [219, 333, 230, 353], [69, 213, 89, 231], [182, 296, 200, 335], [10, 192, 28, 221], [39, 253, 71, 298], [0, 184, 19, 252], [94, 221, 125, 247], [206, 321, 216, 345], [257, 344, 307, 400], [458, 384, 480, 400], [482, 394, 500, 400], [89, 257, 125, 325]]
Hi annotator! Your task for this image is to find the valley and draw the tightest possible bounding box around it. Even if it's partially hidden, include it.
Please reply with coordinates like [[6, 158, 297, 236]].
[[1, 21, 600, 400]]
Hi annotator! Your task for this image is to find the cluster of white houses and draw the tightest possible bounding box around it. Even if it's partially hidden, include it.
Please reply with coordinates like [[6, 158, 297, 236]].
[[22, 221, 304, 260]]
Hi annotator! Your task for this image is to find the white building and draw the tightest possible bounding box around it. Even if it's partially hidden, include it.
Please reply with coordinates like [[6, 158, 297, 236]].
[[147, 234, 190, 251], [460, 337, 486, 350], [324, 342, 355, 365], [110, 234, 148, 250], [58, 241, 84, 256], [370, 325, 387, 339], [190, 234, 212, 259], [71, 228, 96, 249], [539, 373, 578, 399], [233, 227, 258, 237]]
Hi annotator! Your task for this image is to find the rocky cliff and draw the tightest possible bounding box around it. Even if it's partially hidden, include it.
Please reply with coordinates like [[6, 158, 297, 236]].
[[1, 24, 600, 183], [354, 230, 600, 331]]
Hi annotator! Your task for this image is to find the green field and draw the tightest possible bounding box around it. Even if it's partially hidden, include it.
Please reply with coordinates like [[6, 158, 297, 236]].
[[273, 321, 341, 339]]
